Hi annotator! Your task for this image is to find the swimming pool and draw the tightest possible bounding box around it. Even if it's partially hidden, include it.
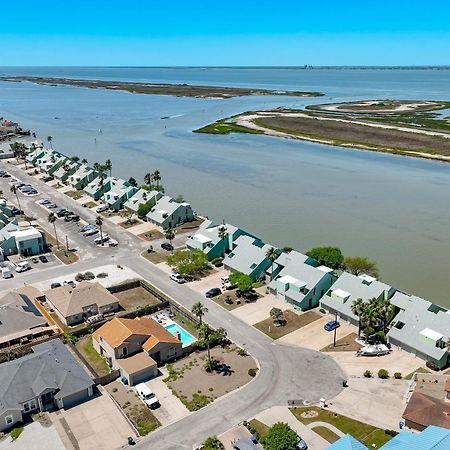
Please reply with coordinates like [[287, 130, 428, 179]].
[[164, 323, 197, 347]]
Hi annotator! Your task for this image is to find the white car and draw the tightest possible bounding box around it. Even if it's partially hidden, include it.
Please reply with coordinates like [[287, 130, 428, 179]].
[[15, 261, 31, 273], [83, 228, 99, 236], [170, 273, 186, 284], [94, 234, 110, 245], [96, 205, 108, 213], [135, 383, 159, 409]]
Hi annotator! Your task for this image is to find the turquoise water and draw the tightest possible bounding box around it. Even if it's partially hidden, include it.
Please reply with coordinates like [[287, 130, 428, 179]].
[[165, 323, 197, 347]]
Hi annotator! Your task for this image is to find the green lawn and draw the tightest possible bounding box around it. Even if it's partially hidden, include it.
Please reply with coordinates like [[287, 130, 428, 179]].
[[404, 366, 431, 380], [195, 120, 264, 135], [247, 419, 270, 438], [312, 426, 340, 443], [75, 336, 110, 377], [290, 407, 394, 448], [65, 190, 84, 200]]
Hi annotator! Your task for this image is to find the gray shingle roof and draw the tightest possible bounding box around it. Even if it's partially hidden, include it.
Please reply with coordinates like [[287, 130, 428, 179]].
[[320, 272, 392, 322], [0, 291, 47, 341], [0, 339, 93, 413], [388, 292, 450, 362]]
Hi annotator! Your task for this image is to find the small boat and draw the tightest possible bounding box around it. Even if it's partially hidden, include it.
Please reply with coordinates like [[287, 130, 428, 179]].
[[356, 344, 391, 357]]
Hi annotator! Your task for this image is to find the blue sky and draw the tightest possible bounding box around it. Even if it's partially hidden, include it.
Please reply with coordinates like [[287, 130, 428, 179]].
[[1, 0, 450, 66]]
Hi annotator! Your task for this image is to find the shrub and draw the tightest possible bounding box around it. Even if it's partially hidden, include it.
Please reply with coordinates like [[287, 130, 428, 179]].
[[75, 272, 85, 282], [10, 426, 23, 441], [374, 330, 386, 343], [252, 281, 263, 289], [385, 429, 399, 437], [210, 257, 223, 267], [378, 369, 389, 379], [363, 370, 372, 378], [248, 368, 258, 377], [237, 348, 248, 357], [96, 272, 108, 278], [202, 436, 224, 450], [426, 361, 440, 371], [84, 271, 95, 280], [319, 308, 326, 314], [394, 372, 402, 379]]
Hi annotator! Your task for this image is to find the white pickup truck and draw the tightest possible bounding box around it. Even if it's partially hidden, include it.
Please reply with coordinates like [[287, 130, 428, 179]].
[[135, 383, 160, 409]]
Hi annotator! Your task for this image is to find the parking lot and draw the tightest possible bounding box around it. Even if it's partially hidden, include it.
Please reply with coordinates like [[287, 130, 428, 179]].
[[0, 253, 61, 281]]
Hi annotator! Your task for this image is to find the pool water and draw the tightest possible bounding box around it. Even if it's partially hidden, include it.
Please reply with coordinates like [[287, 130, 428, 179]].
[[164, 323, 197, 347]]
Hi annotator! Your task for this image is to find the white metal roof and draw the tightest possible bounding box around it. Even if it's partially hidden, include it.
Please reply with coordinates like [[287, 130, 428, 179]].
[[332, 288, 351, 299], [317, 265, 333, 273], [195, 234, 212, 244], [358, 274, 377, 283], [420, 328, 443, 342]]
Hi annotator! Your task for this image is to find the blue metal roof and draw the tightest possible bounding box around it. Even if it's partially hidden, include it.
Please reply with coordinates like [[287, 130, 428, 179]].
[[326, 435, 367, 450], [380, 426, 450, 450]]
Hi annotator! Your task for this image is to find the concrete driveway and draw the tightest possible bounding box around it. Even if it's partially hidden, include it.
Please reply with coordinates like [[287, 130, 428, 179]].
[[329, 347, 420, 378], [254, 406, 329, 450], [231, 293, 292, 325], [0, 421, 64, 450], [218, 425, 253, 450], [328, 377, 407, 430], [278, 315, 354, 350], [50, 390, 135, 450], [144, 374, 190, 426], [188, 269, 228, 295]]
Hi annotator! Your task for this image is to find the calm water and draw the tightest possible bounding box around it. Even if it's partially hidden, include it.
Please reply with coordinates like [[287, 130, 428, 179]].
[[1, 67, 450, 306]]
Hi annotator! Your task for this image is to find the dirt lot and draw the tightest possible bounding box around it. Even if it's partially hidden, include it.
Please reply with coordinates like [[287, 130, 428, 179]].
[[165, 346, 257, 411], [114, 286, 162, 310], [255, 114, 450, 155], [105, 380, 160, 436], [321, 332, 362, 352], [254, 310, 321, 339]]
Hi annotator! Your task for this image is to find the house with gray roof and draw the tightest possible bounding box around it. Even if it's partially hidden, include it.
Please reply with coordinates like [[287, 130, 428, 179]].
[[67, 164, 97, 190], [25, 147, 46, 165], [34, 150, 65, 173], [124, 189, 162, 214], [268, 250, 336, 311], [103, 179, 138, 211], [84, 176, 115, 201], [0, 223, 45, 257], [320, 272, 394, 326], [0, 339, 94, 432], [186, 220, 254, 260], [146, 195, 194, 229], [223, 235, 274, 281], [387, 291, 450, 369], [0, 291, 50, 349]]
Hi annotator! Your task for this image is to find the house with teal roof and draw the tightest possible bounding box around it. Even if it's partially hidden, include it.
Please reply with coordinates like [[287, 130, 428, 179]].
[[327, 425, 450, 450], [53, 159, 80, 182], [186, 220, 254, 260]]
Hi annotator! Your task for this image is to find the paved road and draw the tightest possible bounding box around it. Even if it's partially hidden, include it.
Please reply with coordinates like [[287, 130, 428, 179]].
[[0, 161, 346, 449]]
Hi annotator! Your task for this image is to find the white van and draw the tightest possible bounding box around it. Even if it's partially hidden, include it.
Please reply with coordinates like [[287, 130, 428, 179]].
[[220, 276, 234, 290], [1, 267, 13, 279], [94, 234, 110, 245], [135, 383, 159, 409], [15, 261, 31, 273]]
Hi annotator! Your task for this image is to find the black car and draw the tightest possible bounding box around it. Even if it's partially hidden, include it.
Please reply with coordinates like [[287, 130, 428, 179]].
[[205, 288, 221, 298], [11, 208, 22, 216], [161, 242, 173, 251], [56, 208, 67, 217], [39, 255, 48, 263], [50, 282, 61, 289]]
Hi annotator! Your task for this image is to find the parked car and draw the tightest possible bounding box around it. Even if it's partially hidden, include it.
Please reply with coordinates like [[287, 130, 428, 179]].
[[324, 320, 340, 332], [47, 203, 57, 209], [56, 208, 67, 217], [94, 235, 110, 245], [170, 273, 186, 284], [135, 383, 160, 409], [63, 280, 76, 288], [15, 261, 31, 273], [31, 257, 39, 264], [107, 239, 118, 247], [70, 215, 80, 222], [27, 189, 38, 195], [80, 224, 94, 233], [50, 282, 62, 289], [83, 228, 99, 236], [39, 255, 48, 263], [96, 205, 108, 213], [11, 208, 22, 216], [1, 267, 13, 279], [39, 199, 51, 205], [220, 276, 235, 290], [296, 436, 308, 450], [205, 287, 221, 298], [42, 176, 54, 182], [86, 314, 104, 324], [161, 242, 173, 251]]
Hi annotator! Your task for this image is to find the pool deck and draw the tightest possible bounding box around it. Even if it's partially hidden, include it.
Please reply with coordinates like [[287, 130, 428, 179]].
[[152, 312, 197, 347]]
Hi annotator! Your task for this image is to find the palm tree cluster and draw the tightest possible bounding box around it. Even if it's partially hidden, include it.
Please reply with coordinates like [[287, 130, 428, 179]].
[[350, 297, 395, 341], [10, 142, 29, 168], [144, 170, 162, 191]]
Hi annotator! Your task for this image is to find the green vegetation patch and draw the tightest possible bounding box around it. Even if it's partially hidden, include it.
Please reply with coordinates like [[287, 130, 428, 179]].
[[10, 426, 24, 441], [312, 425, 340, 443], [194, 120, 264, 135], [291, 407, 393, 447], [75, 336, 110, 377]]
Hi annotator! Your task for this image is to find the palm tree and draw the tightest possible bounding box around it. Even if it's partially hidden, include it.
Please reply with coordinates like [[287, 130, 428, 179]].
[[152, 170, 161, 189], [270, 307, 284, 326], [32, 132, 36, 138], [198, 324, 214, 371], [98, 170, 107, 203], [191, 302, 208, 325], [144, 172, 153, 187], [217, 225, 228, 257], [96, 216, 104, 246], [266, 247, 278, 282], [361, 304, 379, 341], [10, 185, 22, 216], [48, 212, 60, 250], [81, 158, 88, 164], [165, 227, 175, 254], [350, 298, 366, 338], [377, 298, 395, 334], [47, 136, 53, 149], [105, 159, 112, 177]]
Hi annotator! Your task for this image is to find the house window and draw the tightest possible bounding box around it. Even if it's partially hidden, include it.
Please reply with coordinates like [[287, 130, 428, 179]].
[[168, 347, 177, 357], [5, 415, 13, 425], [122, 347, 128, 356]]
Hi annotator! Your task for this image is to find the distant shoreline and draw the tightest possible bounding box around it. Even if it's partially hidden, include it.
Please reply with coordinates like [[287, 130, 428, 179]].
[[0, 76, 323, 99]]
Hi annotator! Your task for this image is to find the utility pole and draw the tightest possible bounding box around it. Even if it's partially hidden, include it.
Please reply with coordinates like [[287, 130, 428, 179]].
[[333, 310, 338, 347]]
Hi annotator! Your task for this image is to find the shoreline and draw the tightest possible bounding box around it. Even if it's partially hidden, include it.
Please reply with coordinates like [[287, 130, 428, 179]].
[[196, 107, 450, 163], [0, 76, 323, 99]]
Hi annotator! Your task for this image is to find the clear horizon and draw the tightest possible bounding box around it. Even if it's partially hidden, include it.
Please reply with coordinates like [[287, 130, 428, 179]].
[[2, 1, 450, 66]]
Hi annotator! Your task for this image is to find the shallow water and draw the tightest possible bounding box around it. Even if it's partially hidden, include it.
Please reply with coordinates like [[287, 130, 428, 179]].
[[1, 67, 450, 306]]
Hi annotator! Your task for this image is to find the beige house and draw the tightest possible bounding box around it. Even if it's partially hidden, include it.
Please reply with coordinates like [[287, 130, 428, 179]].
[[43, 282, 120, 326], [92, 317, 182, 385]]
